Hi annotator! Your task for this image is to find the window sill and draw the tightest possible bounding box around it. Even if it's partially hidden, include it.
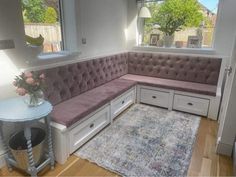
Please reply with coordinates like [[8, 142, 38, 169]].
[[37, 51, 80, 60], [133, 45, 216, 55]]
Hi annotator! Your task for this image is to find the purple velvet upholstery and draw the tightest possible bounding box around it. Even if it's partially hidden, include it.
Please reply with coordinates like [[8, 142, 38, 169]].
[[120, 74, 217, 96], [43, 53, 128, 105], [40, 52, 222, 127], [51, 79, 136, 127], [128, 52, 222, 85]]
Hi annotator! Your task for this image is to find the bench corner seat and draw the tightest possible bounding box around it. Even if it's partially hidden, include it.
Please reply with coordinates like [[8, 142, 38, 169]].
[[120, 74, 217, 96]]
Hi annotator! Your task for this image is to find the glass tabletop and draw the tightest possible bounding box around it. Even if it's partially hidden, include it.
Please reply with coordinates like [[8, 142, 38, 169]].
[[0, 97, 52, 122]]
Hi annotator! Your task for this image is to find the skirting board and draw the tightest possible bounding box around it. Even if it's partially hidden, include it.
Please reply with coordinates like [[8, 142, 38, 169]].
[[216, 141, 233, 156]]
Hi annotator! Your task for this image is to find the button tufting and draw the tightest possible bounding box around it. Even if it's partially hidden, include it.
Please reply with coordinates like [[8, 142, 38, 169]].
[[41, 52, 222, 106]]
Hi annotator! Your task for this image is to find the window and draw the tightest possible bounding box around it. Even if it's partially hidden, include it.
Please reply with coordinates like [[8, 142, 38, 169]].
[[140, 0, 219, 49], [21, 0, 64, 53]]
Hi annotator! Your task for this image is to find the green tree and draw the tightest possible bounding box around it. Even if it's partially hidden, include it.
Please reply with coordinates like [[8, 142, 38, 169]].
[[22, 0, 46, 23], [44, 0, 59, 11], [147, 0, 203, 36], [44, 7, 58, 23]]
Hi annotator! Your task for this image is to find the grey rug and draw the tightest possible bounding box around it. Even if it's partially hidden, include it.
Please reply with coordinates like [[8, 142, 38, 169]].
[[75, 104, 201, 177]]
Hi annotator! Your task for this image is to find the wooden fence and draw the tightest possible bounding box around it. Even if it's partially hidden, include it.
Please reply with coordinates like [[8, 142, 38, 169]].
[[144, 27, 215, 48], [175, 28, 214, 47], [24, 23, 62, 52]]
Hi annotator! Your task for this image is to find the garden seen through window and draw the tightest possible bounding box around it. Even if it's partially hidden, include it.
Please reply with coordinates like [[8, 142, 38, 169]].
[[21, 0, 63, 53], [141, 0, 219, 48]]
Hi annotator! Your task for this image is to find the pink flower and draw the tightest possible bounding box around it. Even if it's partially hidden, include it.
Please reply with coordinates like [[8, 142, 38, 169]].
[[26, 78, 35, 85], [13, 81, 17, 86], [39, 73, 45, 79], [16, 88, 27, 96], [24, 71, 33, 78]]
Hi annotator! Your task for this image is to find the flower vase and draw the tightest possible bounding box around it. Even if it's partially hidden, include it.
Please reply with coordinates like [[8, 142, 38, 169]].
[[24, 90, 44, 107], [163, 34, 174, 48]]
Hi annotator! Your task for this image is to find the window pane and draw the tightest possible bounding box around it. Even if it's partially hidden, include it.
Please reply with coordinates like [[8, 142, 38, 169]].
[[21, 0, 63, 53], [142, 0, 219, 48]]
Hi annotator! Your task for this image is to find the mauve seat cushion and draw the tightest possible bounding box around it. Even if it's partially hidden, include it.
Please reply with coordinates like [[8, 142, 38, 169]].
[[120, 74, 217, 96], [51, 79, 137, 127]]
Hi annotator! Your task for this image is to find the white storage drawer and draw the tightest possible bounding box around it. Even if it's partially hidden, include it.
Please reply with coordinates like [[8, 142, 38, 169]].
[[173, 94, 209, 116], [140, 88, 170, 108], [111, 88, 135, 120], [69, 105, 110, 153]]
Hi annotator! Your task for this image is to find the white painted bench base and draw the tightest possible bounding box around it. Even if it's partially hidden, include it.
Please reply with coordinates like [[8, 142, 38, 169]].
[[137, 85, 221, 120]]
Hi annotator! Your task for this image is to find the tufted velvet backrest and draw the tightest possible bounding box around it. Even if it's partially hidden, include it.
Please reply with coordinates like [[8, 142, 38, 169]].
[[42, 53, 128, 105], [128, 52, 222, 85], [41, 52, 222, 106]]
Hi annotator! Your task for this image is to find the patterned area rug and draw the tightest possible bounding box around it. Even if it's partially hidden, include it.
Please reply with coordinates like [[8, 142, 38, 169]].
[[75, 104, 201, 177]]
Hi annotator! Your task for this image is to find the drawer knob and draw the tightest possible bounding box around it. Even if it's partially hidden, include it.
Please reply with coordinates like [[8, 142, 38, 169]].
[[90, 123, 94, 128], [152, 96, 157, 99], [122, 100, 125, 104], [188, 103, 193, 106]]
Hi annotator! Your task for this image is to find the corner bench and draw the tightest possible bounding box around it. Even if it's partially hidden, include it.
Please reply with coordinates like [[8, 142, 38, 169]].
[[40, 52, 223, 164]]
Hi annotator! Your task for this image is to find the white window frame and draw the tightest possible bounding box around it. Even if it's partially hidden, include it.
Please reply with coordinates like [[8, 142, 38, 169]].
[[136, 0, 222, 54], [60, 0, 80, 53], [21, 0, 80, 60]]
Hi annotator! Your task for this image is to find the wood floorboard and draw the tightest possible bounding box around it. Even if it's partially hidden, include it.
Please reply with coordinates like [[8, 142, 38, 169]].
[[199, 158, 212, 176], [0, 118, 233, 177]]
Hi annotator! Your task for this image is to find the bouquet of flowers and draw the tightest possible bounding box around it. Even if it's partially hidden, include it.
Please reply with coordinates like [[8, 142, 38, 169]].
[[13, 71, 46, 106]]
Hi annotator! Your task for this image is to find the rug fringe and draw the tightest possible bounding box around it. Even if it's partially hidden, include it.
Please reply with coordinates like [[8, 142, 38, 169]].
[[74, 152, 126, 177]]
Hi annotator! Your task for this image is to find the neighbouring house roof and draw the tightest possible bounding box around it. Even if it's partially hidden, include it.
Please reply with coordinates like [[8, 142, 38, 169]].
[[198, 2, 216, 16]]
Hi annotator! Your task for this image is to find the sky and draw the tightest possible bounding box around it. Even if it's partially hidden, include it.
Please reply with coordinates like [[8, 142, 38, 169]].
[[198, 0, 219, 13]]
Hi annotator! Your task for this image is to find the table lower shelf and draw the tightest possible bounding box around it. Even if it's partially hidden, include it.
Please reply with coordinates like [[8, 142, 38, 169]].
[[7, 154, 53, 174]]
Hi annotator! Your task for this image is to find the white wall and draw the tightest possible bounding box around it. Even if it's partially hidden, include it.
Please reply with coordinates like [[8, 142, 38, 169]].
[[78, 0, 127, 58], [126, 0, 138, 50]]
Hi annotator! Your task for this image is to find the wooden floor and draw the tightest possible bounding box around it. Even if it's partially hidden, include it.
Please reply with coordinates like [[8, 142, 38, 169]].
[[0, 118, 233, 177]]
